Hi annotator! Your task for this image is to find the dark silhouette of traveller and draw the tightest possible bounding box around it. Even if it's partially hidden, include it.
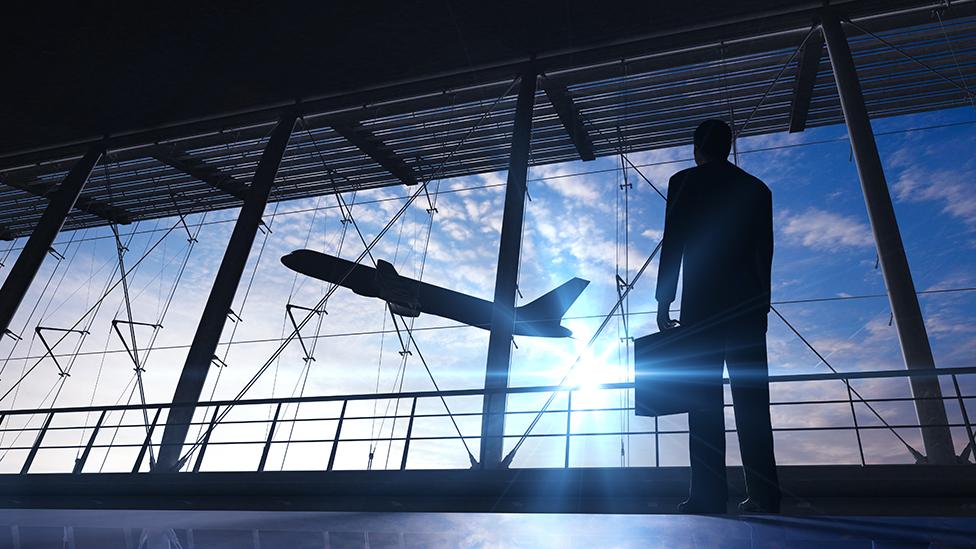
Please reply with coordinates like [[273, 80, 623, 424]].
[[656, 119, 780, 514]]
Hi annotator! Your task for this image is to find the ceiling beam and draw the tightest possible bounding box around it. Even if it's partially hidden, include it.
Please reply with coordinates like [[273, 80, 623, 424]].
[[541, 76, 595, 161], [330, 120, 418, 186], [150, 145, 249, 201], [0, 175, 132, 225], [788, 30, 825, 133]]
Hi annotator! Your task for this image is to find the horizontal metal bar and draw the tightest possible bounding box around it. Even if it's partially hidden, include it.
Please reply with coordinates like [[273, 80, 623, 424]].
[[8, 420, 974, 455], [2, 365, 973, 418], [2, 391, 971, 438]]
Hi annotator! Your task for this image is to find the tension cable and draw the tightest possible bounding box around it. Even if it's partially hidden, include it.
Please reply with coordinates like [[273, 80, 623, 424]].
[[175, 75, 523, 467]]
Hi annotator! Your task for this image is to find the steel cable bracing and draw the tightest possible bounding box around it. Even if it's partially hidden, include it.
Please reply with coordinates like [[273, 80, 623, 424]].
[[0, 218, 183, 404], [845, 15, 976, 101], [502, 240, 665, 464], [367, 215, 407, 470], [383, 181, 476, 467], [733, 25, 818, 141], [5, 114, 974, 255], [174, 77, 521, 468], [272, 197, 335, 469], [769, 307, 925, 460], [7, 286, 974, 364], [182, 195, 283, 471], [0, 230, 79, 380], [53, 221, 153, 466], [502, 26, 954, 466], [69, 222, 155, 464], [80, 216, 199, 471], [110, 222, 157, 468], [618, 151, 634, 468], [294, 115, 395, 469], [0, 229, 84, 463], [0, 221, 155, 465], [934, 3, 976, 110], [43, 217, 159, 406], [274, 187, 357, 470], [1, 228, 88, 430], [0, 239, 16, 269], [199, 201, 281, 396], [107, 210, 203, 471], [722, 42, 927, 461], [620, 61, 635, 467], [299, 113, 473, 467], [0, 24, 970, 473]]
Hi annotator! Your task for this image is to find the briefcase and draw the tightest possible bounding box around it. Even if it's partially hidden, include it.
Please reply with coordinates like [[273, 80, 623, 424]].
[[634, 325, 724, 417]]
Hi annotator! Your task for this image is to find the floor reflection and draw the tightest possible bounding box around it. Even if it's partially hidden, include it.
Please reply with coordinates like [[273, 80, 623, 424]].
[[0, 510, 972, 548]]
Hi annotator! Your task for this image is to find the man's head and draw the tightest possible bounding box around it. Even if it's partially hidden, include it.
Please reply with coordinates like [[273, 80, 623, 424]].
[[693, 119, 733, 165]]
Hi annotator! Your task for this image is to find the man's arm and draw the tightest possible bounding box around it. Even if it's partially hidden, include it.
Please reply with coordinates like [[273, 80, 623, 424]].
[[656, 173, 685, 330], [756, 185, 774, 311]]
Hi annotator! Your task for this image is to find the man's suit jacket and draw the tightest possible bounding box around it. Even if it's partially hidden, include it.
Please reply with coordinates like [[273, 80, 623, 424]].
[[656, 160, 773, 325]]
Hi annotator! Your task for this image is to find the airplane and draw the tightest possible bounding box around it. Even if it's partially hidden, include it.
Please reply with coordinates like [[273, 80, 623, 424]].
[[281, 249, 589, 337]]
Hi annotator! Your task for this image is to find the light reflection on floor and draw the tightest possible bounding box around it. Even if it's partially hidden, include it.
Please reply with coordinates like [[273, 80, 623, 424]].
[[0, 510, 973, 548]]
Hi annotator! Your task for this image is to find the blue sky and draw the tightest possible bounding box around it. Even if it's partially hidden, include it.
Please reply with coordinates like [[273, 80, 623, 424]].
[[0, 106, 973, 473]]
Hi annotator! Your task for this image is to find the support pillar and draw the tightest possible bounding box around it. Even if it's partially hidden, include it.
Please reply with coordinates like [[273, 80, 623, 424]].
[[0, 146, 102, 336], [155, 112, 297, 472], [480, 68, 536, 468], [822, 11, 955, 464]]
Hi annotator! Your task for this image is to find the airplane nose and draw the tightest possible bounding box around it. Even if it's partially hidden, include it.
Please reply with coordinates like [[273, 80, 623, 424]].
[[280, 250, 300, 267], [281, 249, 314, 270]]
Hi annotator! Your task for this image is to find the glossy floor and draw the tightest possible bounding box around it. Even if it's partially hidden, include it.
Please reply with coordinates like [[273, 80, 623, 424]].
[[0, 509, 974, 548]]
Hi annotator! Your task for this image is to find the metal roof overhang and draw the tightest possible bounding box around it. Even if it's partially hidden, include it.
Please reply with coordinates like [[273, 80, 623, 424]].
[[1, 0, 974, 238]]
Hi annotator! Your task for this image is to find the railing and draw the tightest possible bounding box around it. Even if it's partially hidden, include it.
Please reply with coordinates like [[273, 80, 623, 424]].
[[0, 366, 973, 474]]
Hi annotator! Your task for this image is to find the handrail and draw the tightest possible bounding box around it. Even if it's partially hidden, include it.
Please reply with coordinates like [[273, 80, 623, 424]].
[[2, 365, 974, 417], [3, 365, 973, 474]]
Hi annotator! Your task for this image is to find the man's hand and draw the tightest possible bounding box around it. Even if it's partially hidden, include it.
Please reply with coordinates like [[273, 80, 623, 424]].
[[657, 302, 679, 332]]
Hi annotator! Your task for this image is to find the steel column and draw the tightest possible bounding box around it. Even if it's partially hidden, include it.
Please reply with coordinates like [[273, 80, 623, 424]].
[[479, 67, 537, 468], [155, 113, 297, 472], [821, 11, 955, 464], [0, 146, 102, 336]]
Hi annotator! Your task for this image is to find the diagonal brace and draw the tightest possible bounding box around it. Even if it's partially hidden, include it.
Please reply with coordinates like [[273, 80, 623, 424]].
[[331, 119, 418, 186]]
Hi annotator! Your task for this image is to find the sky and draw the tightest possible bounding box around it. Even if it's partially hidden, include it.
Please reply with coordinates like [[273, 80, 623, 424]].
[[0, 106, 973, 474]]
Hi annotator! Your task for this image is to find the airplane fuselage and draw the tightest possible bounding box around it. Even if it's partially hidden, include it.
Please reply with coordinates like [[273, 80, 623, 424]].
[[281, 250, 587, 337]]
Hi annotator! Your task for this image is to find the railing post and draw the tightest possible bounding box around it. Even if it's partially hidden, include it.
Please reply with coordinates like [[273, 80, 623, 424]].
[[654, 416, 660, 467], [400, 397, 418, 471], [132, 408, 162, 473], [20, 412, 54, 475], [73, 409, 107, 474], [480, 66, 537, 469], [327, 401, 347, 471], [192, 405, 220, 473], [564, 390, 572, 468], [846, 383, 866, 466], [821, 9, 955, 465], [258, 402, 283, 472], [952, 375, 976, 464]]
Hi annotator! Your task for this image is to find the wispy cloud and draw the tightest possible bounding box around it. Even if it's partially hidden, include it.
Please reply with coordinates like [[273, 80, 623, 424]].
[[892, 166, 976, 227], [779, 208, 874, 250]]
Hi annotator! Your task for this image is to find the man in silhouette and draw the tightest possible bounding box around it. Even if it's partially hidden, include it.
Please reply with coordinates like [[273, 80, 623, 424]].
[[656, 119, 780, 514]]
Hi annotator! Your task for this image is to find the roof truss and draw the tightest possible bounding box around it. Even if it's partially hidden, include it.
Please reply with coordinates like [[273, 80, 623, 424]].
[[541, 76, 596, 161]]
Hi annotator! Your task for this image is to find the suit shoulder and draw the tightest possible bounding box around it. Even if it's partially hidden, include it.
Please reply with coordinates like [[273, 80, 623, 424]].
[[736, 168, 770, 195], [669, 166, 697, 184]]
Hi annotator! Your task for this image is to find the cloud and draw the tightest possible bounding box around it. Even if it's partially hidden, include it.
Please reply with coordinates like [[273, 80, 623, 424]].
[[892, 166, 976, 227], [779, 208, 874, 250]]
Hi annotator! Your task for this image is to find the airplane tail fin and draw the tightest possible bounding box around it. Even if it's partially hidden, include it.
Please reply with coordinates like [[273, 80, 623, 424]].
[[515, 278, 589, 337]]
